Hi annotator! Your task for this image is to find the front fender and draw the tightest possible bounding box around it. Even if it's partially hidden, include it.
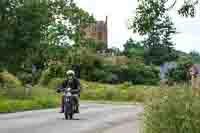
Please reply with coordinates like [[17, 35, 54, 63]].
[[64, 96, 73, 114]]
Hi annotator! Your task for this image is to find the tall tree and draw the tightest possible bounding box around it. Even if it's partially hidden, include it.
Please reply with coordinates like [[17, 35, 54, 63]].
[[145, 0, 199, 17], [0, 0, 94, 72], [0, 0, 50, 72], [131, 0, 177, 65]]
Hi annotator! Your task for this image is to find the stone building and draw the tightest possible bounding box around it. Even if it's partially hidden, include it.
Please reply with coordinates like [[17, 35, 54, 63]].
[[83, 16, 108, 49]]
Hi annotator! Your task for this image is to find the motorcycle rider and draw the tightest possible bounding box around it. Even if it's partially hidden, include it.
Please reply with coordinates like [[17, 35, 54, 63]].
[[57, 70, 81, 113]]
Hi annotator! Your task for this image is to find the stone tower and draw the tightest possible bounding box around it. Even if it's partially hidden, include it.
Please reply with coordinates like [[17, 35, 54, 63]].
[[83, 16, 108, 49]]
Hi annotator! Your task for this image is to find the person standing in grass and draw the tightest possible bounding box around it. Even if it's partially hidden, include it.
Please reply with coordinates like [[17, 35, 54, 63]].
[[189, 64, 200, 96]]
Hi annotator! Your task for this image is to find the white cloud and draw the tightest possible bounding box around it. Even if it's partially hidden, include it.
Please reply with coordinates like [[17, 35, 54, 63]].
[[75, 0, 200, 52]]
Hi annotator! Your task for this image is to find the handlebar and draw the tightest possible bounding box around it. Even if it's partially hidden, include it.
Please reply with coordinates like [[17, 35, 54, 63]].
[[57, 88, 80, 93]]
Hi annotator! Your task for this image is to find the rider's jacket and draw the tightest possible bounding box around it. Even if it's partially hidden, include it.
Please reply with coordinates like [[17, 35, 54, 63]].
[[58, 78, 80, 95]]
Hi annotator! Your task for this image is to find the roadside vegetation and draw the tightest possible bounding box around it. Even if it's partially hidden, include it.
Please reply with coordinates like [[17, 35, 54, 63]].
[[1, 0, 200, 133], [143, 88, 200, 133], [0, 71, 160, 113], [132, 0, 200, 133]]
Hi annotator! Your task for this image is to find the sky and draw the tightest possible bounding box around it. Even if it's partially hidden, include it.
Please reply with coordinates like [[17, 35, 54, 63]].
[[75, 0, 200, 53]]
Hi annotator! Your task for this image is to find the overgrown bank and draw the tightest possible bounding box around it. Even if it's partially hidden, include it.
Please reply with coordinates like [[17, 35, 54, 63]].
[[1, 75, 200, 133], [143, 88, 200, 133], [0, 77, 160, 113]]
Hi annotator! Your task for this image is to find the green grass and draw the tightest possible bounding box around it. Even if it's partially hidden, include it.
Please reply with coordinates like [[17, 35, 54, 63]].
[[0, 80, 184, 114], [80, 80, 159, 102], [0, 85, 60, 113], [0, 80, 159, 113], [0, 96, 59, 113], [143, 88, 200, 133], [2, 80, 200, 133]]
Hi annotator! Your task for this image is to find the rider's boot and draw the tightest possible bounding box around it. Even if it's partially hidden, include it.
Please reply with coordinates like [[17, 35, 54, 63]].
[[76, 104, 79, 113], [74, 96, 79, 113], [76, 99, 80, 113]]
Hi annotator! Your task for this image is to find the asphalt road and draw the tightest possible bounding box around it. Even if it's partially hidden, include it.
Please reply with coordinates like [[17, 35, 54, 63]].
[[0, 102, 143, 133]]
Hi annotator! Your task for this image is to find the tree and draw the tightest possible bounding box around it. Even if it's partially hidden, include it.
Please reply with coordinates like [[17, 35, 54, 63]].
[[130, 0, 178, 65], [123, 38, 144, 58], [109, 47, 121, 56], [190, 50, 200, 63], [46, 1, 95, 46], [176, 0, 198, 17], [0, 0, 94, 73], [83, 39, 106, 52], [142, 0, 199, 17], [167, 56, 193, 82], [0, 0, 50, 72]]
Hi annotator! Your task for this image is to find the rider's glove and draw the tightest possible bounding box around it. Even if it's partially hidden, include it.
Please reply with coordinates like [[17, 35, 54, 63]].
[[56, 89, 61, 93]]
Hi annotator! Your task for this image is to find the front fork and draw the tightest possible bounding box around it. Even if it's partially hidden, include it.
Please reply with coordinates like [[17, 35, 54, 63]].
[[63, 96, 79, 113]]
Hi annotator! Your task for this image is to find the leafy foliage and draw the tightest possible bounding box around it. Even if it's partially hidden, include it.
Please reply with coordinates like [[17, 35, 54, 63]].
[[83, 39, 107, 51], [80, 80, 159, 102], [0, 71, 25, 99], [39, 64, 65, 85], [167, 56, 193, 82], [131, 0, 177, 65], [144, 88, 200, 133], [0, 71, 22, 88], [123, 38, 144, 59], [0, 0, 94, 74], [83, 63, 159, 85], [178, 0, 198, 17], [190, 50, 200, 64]]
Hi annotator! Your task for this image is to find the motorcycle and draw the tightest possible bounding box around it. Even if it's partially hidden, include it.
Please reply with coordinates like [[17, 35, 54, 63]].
[[62, 87, 79, 120]]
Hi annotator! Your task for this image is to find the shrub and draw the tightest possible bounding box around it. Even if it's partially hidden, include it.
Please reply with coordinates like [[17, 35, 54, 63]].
[[17, 70, 42, 85], [0, 71, 22, 88], [0, 71, 25, 98], [39, 69, 51, 85], [167, 57, 192, 82], [17, 72, 33, 85], [39, 64, 65, 85], [84, 69, 106, 82], [128, 64, 159, 85], [99, 64, 159, 85], [65, 48, 159, 85], [143, 89, 200, 133]]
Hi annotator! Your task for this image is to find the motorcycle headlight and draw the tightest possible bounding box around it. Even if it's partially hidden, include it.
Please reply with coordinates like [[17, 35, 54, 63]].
[[66, 92, 72, 96]]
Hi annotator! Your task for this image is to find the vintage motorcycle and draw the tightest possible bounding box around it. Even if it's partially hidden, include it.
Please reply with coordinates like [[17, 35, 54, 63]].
[[61, 87, 79, 120]]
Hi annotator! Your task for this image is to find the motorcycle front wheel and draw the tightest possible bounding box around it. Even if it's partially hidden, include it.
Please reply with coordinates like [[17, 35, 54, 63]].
[[64, 112, 68, 120], [69, 113, 73, 120], [64, 113, 73, 120]]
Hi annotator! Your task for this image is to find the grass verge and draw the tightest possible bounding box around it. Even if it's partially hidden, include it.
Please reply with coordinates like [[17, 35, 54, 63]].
[[0, 80, 159, 113], [143, 88, 200, 133]]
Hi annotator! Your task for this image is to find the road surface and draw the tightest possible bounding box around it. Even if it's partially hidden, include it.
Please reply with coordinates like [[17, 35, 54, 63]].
[[0, 103, 143, 133]]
